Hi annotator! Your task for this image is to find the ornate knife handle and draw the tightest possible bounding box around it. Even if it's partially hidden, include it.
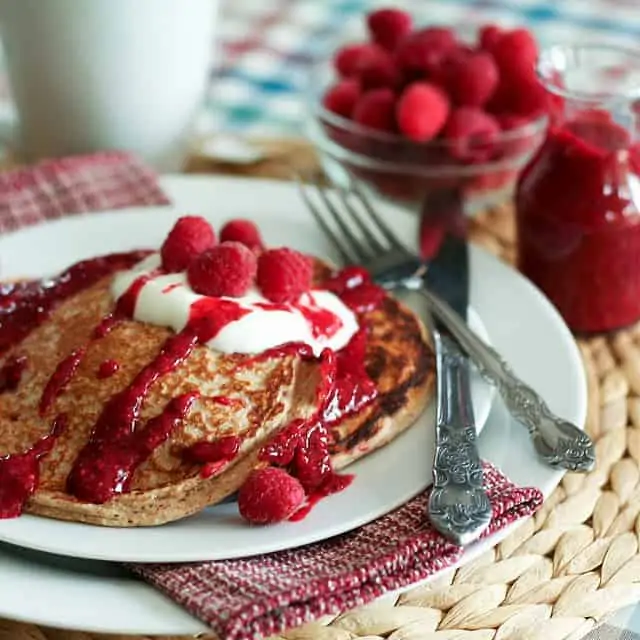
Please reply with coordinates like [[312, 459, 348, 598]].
[[423, 290, 595, 473], [428, 329, 492, 546]]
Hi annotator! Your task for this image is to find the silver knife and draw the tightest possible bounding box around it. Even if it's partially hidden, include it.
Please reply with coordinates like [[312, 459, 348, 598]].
[[423, 203, 492, 546]]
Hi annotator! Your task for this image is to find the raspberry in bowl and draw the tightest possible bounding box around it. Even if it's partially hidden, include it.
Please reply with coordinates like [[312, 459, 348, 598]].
[[307, 10, 549, 213]]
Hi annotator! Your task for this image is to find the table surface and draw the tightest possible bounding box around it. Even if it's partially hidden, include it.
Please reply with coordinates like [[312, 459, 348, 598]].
[[2, 0, 640, 637]]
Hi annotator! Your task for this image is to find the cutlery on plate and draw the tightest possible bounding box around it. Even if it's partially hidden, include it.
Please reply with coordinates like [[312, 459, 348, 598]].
[[298, 177, 492, 545], [423, 230, 492, 545], [297, 175, 595, 475], [418, 287, 595, 472]]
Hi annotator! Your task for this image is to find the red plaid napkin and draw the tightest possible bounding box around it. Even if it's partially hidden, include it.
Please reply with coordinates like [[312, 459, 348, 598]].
[[0, 151, 169, 231], [0, 152, 543, 640], [134, 464, 541, 640]]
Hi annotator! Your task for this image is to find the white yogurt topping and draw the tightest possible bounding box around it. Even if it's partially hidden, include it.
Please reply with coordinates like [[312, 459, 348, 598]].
[[111, 254, 359, 355]]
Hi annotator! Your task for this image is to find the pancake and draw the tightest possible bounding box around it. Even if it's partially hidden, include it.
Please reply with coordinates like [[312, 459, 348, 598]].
[[0, 256, 434, 526]]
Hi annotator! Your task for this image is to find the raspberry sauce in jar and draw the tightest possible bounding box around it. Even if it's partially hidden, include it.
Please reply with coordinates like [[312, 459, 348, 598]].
[[516, 44, 640, 333]]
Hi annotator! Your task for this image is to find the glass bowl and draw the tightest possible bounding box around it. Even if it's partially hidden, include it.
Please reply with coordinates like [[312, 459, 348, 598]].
[[305, 28, 548, 215]]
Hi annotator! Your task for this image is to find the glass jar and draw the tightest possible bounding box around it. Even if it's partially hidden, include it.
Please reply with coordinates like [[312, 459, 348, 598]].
[[516, 44, 640, 333]]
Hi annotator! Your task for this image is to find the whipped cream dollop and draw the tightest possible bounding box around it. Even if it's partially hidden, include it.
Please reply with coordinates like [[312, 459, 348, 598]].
[[111, 254, 359, 355]]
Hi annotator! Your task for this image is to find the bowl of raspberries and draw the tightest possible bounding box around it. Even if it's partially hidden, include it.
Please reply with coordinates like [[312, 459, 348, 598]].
[[307, 8, 551, 213]]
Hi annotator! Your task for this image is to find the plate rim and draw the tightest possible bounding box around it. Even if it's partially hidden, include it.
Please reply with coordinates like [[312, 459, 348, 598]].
[[0, 181, 495, 564], [0, 173, 587, 634]]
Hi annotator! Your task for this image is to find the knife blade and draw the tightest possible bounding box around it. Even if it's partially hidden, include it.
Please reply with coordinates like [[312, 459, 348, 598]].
[[420, 192, 491, 546], [425, 233, 469, 323]]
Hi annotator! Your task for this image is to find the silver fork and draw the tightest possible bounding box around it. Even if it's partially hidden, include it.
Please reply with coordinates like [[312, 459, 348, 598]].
[[297, 176, 595, 468], [298, 177, 492, 545]]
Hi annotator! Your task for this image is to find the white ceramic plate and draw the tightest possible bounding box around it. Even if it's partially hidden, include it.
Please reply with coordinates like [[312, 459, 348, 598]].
[[0, 176, 494, 563], [0, 176, 587, 635]]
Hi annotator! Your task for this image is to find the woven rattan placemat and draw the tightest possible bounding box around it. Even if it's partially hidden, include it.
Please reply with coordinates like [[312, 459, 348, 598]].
[[2, 139, 640, 640]]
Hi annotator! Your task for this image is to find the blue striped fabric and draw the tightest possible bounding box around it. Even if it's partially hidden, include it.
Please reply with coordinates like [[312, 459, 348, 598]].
[[209, 0, 640, 135]]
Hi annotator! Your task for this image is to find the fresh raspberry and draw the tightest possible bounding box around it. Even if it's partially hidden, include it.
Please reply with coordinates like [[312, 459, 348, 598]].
[[160, 216, 216, 273], [397, 82, 450, 142], [322, 79, 361, 118], [440, 51, 499, 107], [425, 45, 469, 87], [357, 48, 401, 90], [478, 24, 503, 51], [395, 27, 457, 77], [333, 43, 382, 77], [503, 74, 548, 117], [367, 8, 413, 51], [257, 247, 313, 303], [443, 107, 500, 162], [491, 28, 538, 80], [238, 467, 305, 524], [414, 26, 457, 51], [352, 88, 397, 132], [187, 242, 257, 297], [497, 113, 529, 130], [219, 218, 265, 252]]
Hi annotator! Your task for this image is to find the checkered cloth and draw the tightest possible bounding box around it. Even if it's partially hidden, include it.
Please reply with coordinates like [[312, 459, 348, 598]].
[[0, 152, 169, 232], [0, 152, 543, 640], [585, 625, 640, 640], [134, 464, 541, 640]]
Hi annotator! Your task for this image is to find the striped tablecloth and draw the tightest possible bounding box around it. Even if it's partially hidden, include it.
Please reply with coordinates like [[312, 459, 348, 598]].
[[210, 0, 640, 135]]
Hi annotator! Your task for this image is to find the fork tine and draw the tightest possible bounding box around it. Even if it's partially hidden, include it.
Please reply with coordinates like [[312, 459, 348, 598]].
[[349, 178, 410, 253], [295, 176, 357, 265], [333, 188, 388, 255], [308, 178, 374, 263]]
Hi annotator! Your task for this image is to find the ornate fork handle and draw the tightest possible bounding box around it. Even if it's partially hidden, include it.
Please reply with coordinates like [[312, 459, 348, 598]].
[[423, 290, 595, 473], [428, 329, 492, 546]]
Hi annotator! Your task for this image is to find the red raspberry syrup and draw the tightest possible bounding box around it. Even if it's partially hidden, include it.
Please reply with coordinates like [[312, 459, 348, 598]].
[[66, 296, 250, 504], [183, 435, 243, 479], [516, 44, 640, 332], [0, 251, 148, 356], [0, 414, 67, 518], [244, 265, 386, 523], [0, 245, 384, 520], [324, 265, 386, 313], [39, 348, 86, 414], [0, 251, 148, 518], [97, 359, 120, 379], [0, 355, 27, 393]]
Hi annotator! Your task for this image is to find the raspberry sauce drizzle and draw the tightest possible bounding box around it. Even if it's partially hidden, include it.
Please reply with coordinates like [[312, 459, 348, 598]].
[[0, 414, 67, 518], [68, 392, 198, 503], [238, 269, 387, 521], [0, 251, 384, 520], [289, 474, 354, 522], [93, 314, 120, 339], [115, 274, 151, 318], [183, 435, 243, 479], [256, 325, 377, 521], [67, 334, 200, 503], [39, 348, 86, 415], [0, 251, 148, 356], [67, 282, 251, 504], [323, 327, 378, 426], [97, 359, 120, 379], [0, 251, 149, 518], [324, 266, 386, 314], [0, 355, 27, 393]]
